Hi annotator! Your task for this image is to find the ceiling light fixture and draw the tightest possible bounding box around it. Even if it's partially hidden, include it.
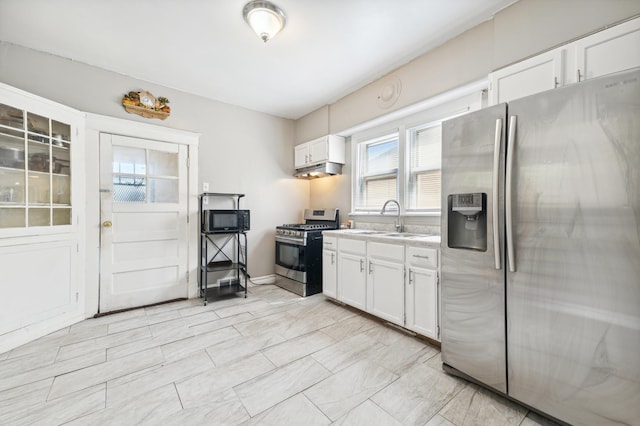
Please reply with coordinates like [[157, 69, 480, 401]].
[[242, 1, 286, 43]]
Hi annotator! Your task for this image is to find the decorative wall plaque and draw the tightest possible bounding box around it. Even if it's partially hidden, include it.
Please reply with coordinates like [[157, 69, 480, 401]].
[[121, 90, 171, 120]]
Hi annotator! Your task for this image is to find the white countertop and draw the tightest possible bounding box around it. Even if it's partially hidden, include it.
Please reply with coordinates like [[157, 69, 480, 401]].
[[323, 229, 441, 248]]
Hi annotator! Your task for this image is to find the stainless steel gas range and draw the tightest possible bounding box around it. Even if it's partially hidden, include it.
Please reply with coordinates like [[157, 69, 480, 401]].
[[274, 208, 339, 297]]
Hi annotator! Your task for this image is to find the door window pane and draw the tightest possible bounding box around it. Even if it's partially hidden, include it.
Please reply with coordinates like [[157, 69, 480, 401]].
[[149, 150, 178, 176], [149, 178, 178, 203], [113, 176, 146, 203], [113, 147, 146, 175]]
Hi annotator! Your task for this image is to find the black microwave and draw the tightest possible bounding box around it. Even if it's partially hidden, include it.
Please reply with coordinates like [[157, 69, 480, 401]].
[[203, 210, 250, 233]]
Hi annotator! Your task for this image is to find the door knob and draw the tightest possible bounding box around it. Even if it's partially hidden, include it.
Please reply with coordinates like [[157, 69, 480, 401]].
[[103, 220, 113, 228]]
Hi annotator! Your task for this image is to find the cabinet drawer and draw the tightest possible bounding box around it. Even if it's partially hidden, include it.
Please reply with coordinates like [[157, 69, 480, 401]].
[[323, 236, 337, 250], [338, 238, 366, 255], [407, 246, 437, 268], [368, 241, 404, 262]]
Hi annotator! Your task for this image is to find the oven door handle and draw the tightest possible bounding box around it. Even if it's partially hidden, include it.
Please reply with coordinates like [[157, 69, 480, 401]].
[[275, 235, 305, 245]]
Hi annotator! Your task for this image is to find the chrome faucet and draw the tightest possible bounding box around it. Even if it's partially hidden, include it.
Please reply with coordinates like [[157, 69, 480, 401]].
[[380, 199, 403, 232]]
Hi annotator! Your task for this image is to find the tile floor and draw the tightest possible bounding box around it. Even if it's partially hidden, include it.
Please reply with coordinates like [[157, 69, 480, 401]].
[[0, 285, 560, 426]]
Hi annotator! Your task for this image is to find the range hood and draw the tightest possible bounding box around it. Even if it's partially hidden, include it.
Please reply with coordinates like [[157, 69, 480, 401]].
[[294, 162, 343, 179]]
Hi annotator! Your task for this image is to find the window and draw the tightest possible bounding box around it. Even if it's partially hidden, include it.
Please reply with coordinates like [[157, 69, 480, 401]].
[[354, 133, 398, 211], [407, 123, 442, 211], [112, 146, 179, 204], [350, 86, 483, 215]]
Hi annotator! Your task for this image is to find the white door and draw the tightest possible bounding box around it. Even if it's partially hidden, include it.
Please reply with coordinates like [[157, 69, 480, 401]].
[[337, 253, 366, 310], [367, 258, 404, 326], [406, 266, 438, 339], [322, 249, 337, 299], [99, 133, 188, 312]]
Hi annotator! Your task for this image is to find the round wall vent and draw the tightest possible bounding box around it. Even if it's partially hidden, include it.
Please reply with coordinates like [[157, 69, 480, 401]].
[[376, 76, 402, 109]]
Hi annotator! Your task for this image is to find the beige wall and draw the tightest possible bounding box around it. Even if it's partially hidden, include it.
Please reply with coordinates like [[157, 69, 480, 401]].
[[0, 42, 309, 279], [299, 0, 640, 221]]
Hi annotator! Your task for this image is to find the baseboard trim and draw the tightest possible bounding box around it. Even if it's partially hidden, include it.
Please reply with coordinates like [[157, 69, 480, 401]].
[[250, 274, 276, 285]]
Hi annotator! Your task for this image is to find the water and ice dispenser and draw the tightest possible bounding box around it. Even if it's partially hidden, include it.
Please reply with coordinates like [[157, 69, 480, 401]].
[[447, 193, 487, 251]]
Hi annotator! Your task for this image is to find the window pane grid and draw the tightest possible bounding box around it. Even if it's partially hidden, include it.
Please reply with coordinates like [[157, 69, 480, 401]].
[[408, 122, 442, 211], [356, 135, 399, 210]]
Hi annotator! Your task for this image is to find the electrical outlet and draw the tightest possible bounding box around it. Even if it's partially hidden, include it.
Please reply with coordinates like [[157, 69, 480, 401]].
[[202, 182, 209, 192]]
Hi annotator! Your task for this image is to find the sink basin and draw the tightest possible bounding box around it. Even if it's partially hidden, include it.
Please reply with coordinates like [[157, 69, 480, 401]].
[[381, 232, 425, 238]]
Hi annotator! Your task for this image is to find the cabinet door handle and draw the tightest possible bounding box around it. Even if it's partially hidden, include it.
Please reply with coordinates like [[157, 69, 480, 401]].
[[331, 253, 335, 265], [305, 154, 309, 163], [103, 220, 113, 228], [554, 77, 559, 88], [368, 261, 373, 274], [409, 269, 413, 284], [309, 153, 312, 162], [577, 69, 582, 82], [412, 254, 430, 259], [360, 259, 364, 272]]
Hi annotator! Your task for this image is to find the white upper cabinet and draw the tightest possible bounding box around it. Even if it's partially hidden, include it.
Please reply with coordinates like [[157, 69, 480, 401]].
[[488, 48, 563, 105], [571, 17, 640, 83], [489, 17, 640, 105], [294, 135, 345, 169]]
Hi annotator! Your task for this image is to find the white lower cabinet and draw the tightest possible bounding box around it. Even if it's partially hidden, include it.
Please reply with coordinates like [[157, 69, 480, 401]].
[[367, 242, 405, 326], [337, 238, 367, 310], [322, 236, 337, 299], [406, 247, 439, 339], [325, 233, 440, 341]]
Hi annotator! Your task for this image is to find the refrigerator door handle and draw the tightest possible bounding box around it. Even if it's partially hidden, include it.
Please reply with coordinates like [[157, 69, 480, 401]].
[[506, 115, 517, 272], [492, 118, 502, 270]]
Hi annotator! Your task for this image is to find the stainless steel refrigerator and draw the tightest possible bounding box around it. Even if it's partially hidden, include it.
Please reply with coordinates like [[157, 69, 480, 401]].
[[441, 68, 640, 425]]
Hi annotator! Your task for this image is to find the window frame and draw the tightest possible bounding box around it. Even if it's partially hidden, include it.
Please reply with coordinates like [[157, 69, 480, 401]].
[[350, 88, 484, 217], [355, 132, 399, 212]]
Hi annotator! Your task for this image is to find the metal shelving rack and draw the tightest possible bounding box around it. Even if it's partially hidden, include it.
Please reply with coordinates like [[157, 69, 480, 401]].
[[198, 193, 248, 305]]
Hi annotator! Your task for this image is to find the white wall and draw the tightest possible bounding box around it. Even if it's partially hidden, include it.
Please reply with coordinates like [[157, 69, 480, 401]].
[[0, 42, 309, 292], [297, 0, 640, 224]]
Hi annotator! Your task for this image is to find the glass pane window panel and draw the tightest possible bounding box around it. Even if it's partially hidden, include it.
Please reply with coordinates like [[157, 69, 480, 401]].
[[364, 138, 398, 175], [148, 150, 178, 177], [113, 175, 146, 203], [408, 123, 443, 210], [26, 113, 49, 144], [0, 208, 25, 228], [28, 207, 50, 227], [52, 146, 71, 175], [0, 105, 72, 230], [414, 170, 441, 210], [113, 146, 146, 175], [0, 169, 25, 204], [28, 141, 51, 173], [410, 125, 442, 170], [149, 178, 178, 203], [362, 177, 397, 209], [28, 173, 51, 205], [0, 104, 24, 129], [0, 133, 25, 169], [355, 133, 399, 210], [53, 208, 72, 225], [53, 175, 71, 205], [51, 120, 71, 142]]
